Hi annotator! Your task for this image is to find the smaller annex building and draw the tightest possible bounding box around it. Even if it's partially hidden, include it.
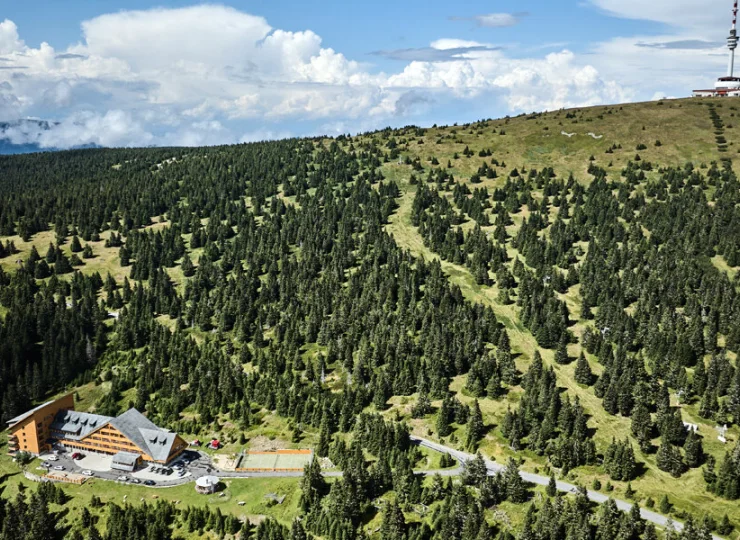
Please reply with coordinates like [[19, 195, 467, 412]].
[[7, 394, 186, 467], [195, 475, 220, 494]]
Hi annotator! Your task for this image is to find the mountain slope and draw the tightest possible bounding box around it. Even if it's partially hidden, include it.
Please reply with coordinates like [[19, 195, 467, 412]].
[[0, 98, 739, 538]]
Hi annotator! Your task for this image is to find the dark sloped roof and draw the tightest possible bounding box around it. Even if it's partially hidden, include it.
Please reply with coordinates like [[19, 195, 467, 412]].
[[109, 409, 177, 462], [112, 451, 140, 466], [50, 411, 112, 440]]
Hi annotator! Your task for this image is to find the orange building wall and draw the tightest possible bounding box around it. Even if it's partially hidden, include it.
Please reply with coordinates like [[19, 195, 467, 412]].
[[8, 394, 75, 456], [61, 425, 187, 464], [9, 394, 186, 464], [166, 435, 188, 463]]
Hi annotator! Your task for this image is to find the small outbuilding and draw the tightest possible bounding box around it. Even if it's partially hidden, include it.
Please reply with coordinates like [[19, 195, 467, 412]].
[[111, 451, 141, 472], [208, 439, 221, 450], [195, 475, 219, 494]]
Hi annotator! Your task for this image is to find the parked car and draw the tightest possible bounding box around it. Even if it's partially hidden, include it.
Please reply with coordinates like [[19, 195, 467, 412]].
[[71, 452, 83, 460], [117, 476, 127, 482], [130, 478, 141, 484], [52, 465, 65, 471], [41, 462, 51, 468], [81, 470, 94, 476], [164, 468, 173, 475], [178, 469, 186, 477], [144, 480, 156, 486], [47, 455, 58, 462]]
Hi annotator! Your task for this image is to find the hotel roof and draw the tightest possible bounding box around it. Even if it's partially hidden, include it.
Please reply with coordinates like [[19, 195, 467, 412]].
[[109, 408, 179, 462], [50, 411, 112, 440]]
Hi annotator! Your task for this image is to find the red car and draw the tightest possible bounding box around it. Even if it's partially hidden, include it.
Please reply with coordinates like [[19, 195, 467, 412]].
[[71, 452, 83, 460]]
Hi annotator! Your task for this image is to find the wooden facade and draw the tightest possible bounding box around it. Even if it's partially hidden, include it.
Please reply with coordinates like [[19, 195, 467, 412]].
[[59, 423, 187, 463], [7, 394, 75, 456], [8, 395, 186, 465]]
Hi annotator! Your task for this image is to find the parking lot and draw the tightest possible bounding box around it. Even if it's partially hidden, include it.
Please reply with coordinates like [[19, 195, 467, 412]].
[[35, 446, 317, 488], [38, 448, 209, 487]]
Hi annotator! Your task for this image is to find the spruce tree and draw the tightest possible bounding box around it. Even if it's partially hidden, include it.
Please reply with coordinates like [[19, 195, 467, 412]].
[[503, 458, 527, 503], [684, 431, 704, 468], [70, 235, 82, 253], [465, 400, 485, 451], [436, 395, 453, 437], [717, 514, 734, 535], [574, 353, 593, 385], [462, 452, 488, 486], [656, 436, 687, 478], [630, 402, 654, 453], [486, 371, 504, 399], [555, 336, 570, 365]]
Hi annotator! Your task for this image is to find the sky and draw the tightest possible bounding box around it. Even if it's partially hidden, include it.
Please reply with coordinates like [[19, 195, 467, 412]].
[[0, 0, 734, 148]]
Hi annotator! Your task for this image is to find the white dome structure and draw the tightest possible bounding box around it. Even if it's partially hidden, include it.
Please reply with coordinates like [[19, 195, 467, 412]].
[[195, 475, 219, 494]]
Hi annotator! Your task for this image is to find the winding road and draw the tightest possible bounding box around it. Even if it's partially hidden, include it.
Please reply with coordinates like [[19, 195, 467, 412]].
[[56, 437, 721, 538], [410, 435, 722, 540]]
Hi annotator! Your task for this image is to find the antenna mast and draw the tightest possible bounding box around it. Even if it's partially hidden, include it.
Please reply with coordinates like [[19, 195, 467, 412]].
[[729, 1, 739, 77]]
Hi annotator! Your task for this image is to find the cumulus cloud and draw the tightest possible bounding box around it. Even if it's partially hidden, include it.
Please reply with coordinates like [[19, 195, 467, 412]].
[[0, 5, 634, 148], [0, 20, 24, 55], [385, 48, 632, 111]]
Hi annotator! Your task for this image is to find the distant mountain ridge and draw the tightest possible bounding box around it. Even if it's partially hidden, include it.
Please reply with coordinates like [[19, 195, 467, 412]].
[[0, 118, 99, 154], [0, 119, 55, 154]]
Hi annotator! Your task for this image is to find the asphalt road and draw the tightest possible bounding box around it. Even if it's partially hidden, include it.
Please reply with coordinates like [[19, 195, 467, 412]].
[[409, 435, 723, 540], [47, 438, 722, 538]]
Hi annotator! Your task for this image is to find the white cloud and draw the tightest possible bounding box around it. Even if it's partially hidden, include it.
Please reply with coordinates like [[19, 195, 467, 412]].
[[591, 35, 726, 88], [79, 6, 272, 72], [585, 1, 735, 98], [589, 0, 727, 33], [474, 14, 522, 28], [385, 48, 631, 110], [0, 5, 638, 148], [0, 19, 23, 55], [239, 129, 292, 143], [430, 39, 494, 51], [38, 110, 154, 148]]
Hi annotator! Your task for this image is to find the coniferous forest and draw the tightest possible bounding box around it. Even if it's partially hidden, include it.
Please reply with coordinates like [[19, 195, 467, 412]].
[[1, 99, 740, 538]]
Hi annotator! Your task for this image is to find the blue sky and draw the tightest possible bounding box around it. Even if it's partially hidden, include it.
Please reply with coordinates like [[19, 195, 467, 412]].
[[0, 0, 733, 148]]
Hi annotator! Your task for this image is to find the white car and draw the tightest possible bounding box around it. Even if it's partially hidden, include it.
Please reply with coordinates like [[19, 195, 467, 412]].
[[52, 465, 65, 471], [81, 470, 94, 476], [47, 455, 58, 462], [117, 476, 127, 482]]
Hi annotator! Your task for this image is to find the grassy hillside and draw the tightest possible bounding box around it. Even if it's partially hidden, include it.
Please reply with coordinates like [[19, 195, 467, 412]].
[[350, 98, 740, 529], [1, 97, 740, 538]]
